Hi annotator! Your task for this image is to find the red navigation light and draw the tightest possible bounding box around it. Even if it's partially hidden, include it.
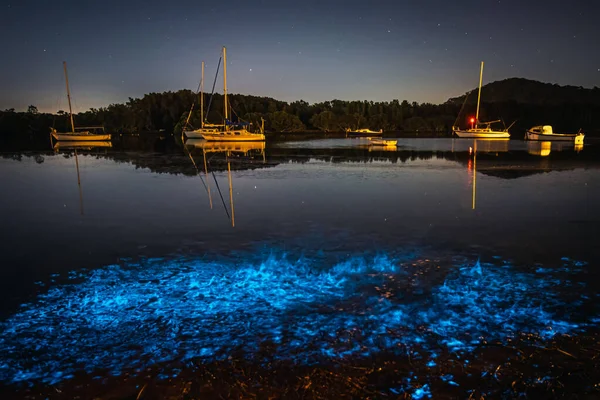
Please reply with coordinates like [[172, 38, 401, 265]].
[[470, 117, 475, 124]]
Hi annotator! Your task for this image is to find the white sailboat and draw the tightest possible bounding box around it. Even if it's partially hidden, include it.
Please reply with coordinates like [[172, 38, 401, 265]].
[[184, 47, 265, 142], [50, 62, 111, 142], [453, 62, 510, 139]]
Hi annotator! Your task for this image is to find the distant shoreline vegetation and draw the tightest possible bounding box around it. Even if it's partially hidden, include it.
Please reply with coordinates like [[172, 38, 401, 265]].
[[1, 78, 599, 140]]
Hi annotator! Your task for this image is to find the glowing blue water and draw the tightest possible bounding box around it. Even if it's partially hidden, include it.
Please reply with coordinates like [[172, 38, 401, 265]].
[[0, 252, 594, 393]]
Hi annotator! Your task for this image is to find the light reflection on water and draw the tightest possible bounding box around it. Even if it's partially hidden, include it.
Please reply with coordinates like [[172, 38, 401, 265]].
[[0, 138, 599, 396]]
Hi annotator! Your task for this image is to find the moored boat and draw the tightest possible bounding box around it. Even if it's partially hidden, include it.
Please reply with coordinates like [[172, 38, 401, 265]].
[[346, 128, 383, 138], [525, 125, 584, 144], [51, 126, 111, 141], [51, 62, 112, 142], [452, 62, 511, 140], [184, 47, 265, 142], [453, 126, 510, 139], [368, 137, 397, 146]]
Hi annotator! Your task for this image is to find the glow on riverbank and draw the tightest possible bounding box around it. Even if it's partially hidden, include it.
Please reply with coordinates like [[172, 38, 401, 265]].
[[0, 252, 594, 396]]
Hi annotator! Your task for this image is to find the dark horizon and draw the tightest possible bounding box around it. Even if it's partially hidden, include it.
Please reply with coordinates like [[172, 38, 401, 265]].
[[3, 75, 600, 115]]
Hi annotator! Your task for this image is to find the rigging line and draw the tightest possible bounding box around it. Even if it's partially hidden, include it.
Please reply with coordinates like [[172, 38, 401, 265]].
[[205, 56, 222, 123], [184, 146, 208, 193], [184, 70, 205, 130], [453, 90, 472, 128], [212, 171, 231, 220]]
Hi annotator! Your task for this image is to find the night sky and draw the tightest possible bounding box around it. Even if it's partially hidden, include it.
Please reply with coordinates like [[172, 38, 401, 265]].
[[1, 0, 599, 112]]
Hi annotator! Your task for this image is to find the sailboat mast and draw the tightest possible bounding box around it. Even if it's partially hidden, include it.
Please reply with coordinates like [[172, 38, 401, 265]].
[[223, 46, 228, 129], [475, 61, 484, 124], [63, 62, 75, 133], [201, 61, 204, 128]]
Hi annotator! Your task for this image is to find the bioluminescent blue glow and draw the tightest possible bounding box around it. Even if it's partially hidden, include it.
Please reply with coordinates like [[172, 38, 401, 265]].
[[0, 252, 595, 394]]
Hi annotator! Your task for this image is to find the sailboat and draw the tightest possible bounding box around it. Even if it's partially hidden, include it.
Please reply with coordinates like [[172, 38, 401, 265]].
[[50, 62, 111, 142], [184, 47, 265, 142], [453, 62, 510, 139]]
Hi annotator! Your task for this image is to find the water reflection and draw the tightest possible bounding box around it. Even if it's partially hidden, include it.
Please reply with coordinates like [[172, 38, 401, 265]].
[[184, 139, 267, 227], [52, 140, 112, 150], [1, 137, 599, 398], [50, 141, 112, 216], [527, 141, 552, 156]]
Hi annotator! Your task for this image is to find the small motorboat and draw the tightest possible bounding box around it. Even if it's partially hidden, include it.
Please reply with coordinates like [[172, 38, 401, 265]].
[[368, 137, 397, 146], [525, 125, 584, 145]]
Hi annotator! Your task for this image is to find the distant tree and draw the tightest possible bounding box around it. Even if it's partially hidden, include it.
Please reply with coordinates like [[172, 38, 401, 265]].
[[310, 111, 337, 132], [242, 112, 265, 130], [402, 116, 430, 131], [27, 105, 38, 114], [268, 111, 305, 132]]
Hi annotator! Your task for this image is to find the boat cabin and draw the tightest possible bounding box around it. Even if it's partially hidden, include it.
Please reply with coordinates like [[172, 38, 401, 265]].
[[75, 126, 106, 135], [529, 125, 553, 135]]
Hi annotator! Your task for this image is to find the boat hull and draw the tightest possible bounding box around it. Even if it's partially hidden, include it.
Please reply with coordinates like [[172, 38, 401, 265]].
[[526, 131, 584, 144], [453, 130, 510, 139], [185, 130, 265, 141], [51, 133, 111, 141]]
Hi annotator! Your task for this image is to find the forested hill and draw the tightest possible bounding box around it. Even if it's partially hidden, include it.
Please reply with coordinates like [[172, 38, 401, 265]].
[[2, 78, 600, 140], [448, 78, 600, 106]]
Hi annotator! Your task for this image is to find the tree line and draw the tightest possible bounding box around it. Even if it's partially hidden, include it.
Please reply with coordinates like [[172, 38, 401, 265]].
[[2, 78, 600, 140]]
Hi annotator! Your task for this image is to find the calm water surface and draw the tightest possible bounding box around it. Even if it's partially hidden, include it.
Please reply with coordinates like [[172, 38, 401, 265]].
[[1, 138, 599, 398]]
